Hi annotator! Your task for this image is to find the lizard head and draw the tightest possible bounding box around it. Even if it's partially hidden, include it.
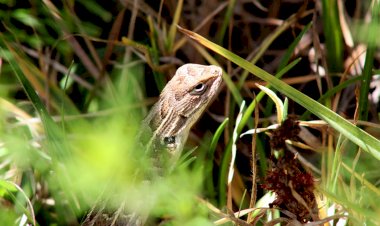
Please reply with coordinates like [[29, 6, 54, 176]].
[[159, 64, 223, 140], [139, 64, 222, 160]]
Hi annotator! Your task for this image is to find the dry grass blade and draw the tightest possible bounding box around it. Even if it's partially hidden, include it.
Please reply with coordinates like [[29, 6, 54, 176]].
[[247, 97, 259, 223], [3, 41, 79, 114], [167, 0, 183, 52], [42, 0, 101, 79], [103, 9, 126, 68]]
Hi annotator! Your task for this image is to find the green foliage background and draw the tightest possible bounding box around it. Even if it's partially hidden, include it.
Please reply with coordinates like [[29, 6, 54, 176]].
[[1, 0, 380, 225]]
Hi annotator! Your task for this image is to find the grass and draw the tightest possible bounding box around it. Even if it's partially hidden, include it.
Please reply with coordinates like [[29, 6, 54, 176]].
[[1, 0, 380, 225]]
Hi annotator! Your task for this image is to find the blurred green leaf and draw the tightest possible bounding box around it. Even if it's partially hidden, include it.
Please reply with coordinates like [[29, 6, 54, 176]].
[[12, 9, 41, 28], [352, 21, 380, 47], [357, 2, 379, 121], [78, 0, 112, 22], [0, 179, 18, 195], [321, 0, 343, 72], [0, 0, 14, 6]]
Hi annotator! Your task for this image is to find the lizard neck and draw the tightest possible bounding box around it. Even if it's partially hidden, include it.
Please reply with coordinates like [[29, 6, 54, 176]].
[[140, 103, 190, 156]]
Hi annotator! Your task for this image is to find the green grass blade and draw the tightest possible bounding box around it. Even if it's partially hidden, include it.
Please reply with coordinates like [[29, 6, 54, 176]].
[[321, 0, 343, 72], [206, 117, 229, 200], [179, 26, 380, 160], [2, 41, 79, 115], [277, 22, 312, 72], [358, 2, 379, 121], [167, 0, 183, 52], [301, 76, 363, 119], [320, 188, 379, 220], [2, 48, 68, 160], [238, 58, 301, 133], [263, 22, 312, 119], [209, 118, 229, 155], [217, 58, 301, 206], [216, 0, 237, 44], [147, 17, 166, 91], [358, 47, 375, 121], [238, 10, 313, 88]]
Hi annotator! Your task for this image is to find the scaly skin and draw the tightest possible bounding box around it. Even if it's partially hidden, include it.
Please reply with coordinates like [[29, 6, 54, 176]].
[[82, 64, 223, 226]]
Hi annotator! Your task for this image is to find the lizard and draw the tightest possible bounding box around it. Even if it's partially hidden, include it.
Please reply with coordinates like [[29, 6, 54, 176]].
[[82, 63, 223, 226], [138, 63, 223, 165]]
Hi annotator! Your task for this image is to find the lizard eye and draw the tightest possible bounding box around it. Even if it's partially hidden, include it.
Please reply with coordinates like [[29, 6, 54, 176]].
[[190, 83, 207, 95], [163, 136, 176, 144]]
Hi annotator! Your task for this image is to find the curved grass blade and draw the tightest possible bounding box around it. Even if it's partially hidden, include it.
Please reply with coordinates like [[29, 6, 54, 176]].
[[2, 47, 69, 160], [206, 117, 229, 199], [178, 26, 380, 160], [209, 117, 229, 155], [301, 76, 363, 119]]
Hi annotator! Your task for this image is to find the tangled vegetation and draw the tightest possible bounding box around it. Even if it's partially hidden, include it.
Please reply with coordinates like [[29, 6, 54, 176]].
[[1, 0, 380, 225]]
